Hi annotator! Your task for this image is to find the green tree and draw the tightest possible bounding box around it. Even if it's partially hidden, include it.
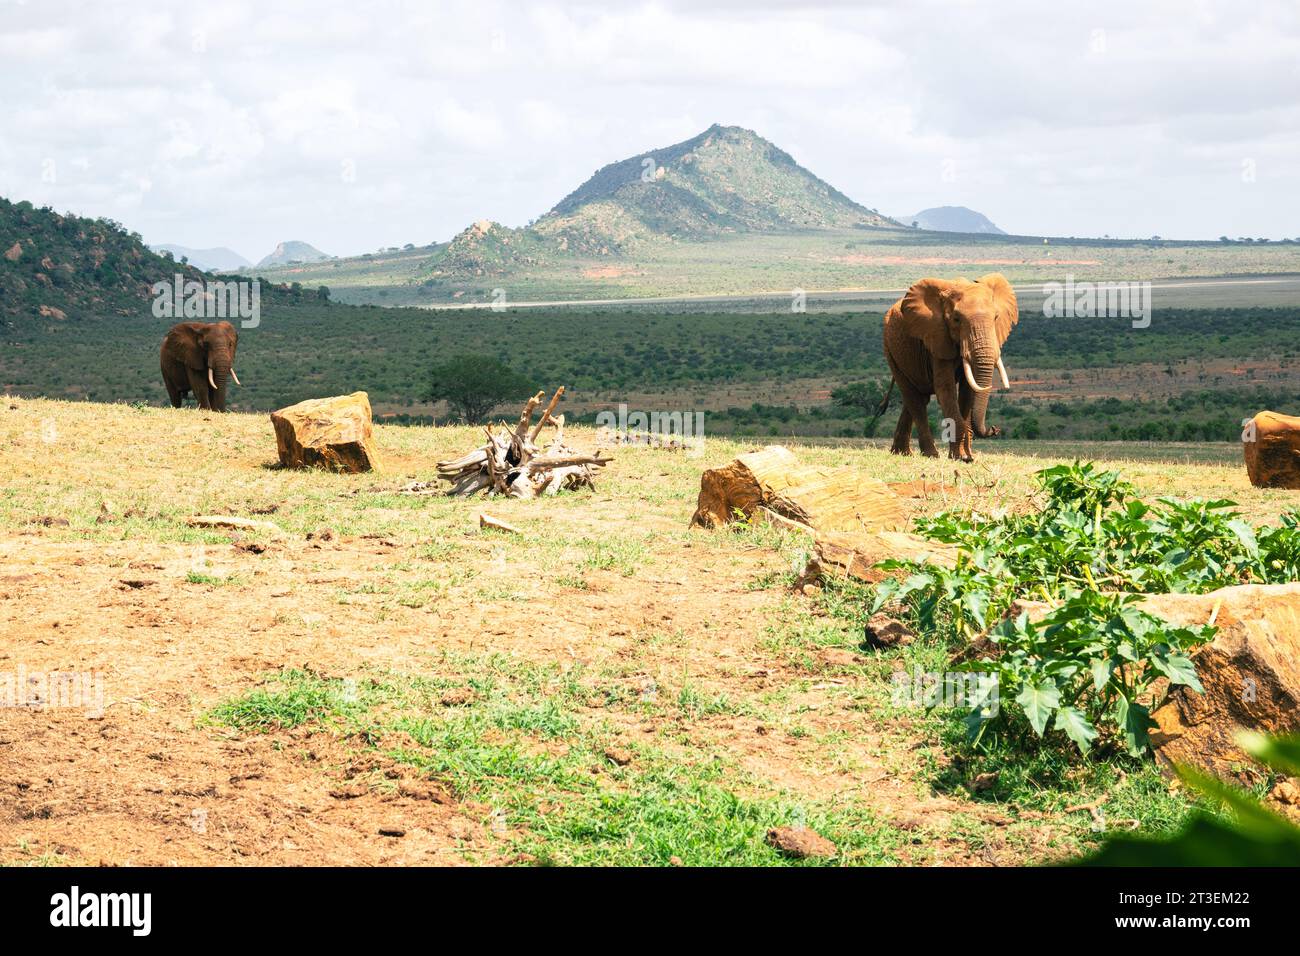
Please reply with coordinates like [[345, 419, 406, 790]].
[[426, 355, 530, 423], [832, 379, 894, 437]]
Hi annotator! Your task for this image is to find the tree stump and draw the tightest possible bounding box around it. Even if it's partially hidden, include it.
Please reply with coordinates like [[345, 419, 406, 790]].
[[689, 445, 907, 533]]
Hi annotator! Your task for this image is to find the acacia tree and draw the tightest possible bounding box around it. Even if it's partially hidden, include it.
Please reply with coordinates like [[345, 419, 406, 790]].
[[427, 355, 529, 423], [832, 378, 894, 437]]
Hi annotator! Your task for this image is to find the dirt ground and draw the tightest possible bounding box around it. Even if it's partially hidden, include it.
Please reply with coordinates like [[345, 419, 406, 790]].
[[0, 397, 1285, 865]]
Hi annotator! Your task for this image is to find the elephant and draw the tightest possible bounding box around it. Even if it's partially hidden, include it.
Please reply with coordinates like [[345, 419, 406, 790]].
[[160, 321, 242, 412], [881, 273, 1018, 461]]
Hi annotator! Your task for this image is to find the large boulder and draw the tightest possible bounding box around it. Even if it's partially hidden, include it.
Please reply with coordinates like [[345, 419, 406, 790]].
[[271, 391, 381, 473], [1243, 410, 1300, 489], [1145, 583, 1300, 777], [689, 445, 906, 533], [803, 529, 958, 585]]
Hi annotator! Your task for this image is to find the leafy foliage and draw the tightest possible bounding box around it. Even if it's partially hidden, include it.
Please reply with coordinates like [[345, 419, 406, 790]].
[[870, 461, 1300, 755], [425, 354, 531, 423]]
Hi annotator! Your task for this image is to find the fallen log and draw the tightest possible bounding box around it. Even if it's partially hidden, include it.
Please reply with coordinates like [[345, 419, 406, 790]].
[[436, 387, 611, 498]]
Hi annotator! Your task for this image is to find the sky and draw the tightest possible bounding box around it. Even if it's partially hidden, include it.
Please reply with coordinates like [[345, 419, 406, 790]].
[[1, 0, 1297, 260]]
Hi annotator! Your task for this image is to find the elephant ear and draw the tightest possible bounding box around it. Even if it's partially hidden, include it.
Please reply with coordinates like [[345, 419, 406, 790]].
[[976, 273, 1018, 347], [178, 324, 207, 370], [900, 278, 960, 359]]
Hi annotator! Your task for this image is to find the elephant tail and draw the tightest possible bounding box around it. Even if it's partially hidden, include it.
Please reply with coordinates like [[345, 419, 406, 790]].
[[875, 378, 895, 418]]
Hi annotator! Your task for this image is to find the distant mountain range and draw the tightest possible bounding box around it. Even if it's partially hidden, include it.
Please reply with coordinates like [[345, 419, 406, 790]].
[[903, 206, 1005, 235], [257, 240, 330, 268], [152, 244, 251, 272]]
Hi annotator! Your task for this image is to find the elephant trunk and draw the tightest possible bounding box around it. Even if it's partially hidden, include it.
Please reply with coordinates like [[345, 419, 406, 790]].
[[207, 350, 232, 412], [963, 329, 999, 437]]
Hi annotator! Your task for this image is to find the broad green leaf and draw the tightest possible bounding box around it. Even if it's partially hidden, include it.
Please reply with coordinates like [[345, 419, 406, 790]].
[[1054, 706, 1098, 754], [1016, 680, 1060, 737]]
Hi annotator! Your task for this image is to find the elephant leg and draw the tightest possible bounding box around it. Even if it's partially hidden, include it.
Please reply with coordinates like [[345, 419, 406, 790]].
[[895, 380, 937, 458], [163, 376, 183, 408], [934, 362, 972, 462], [890, 405, 913, 455], [186, 367, 212, 410], [914, 404, 939, 458]]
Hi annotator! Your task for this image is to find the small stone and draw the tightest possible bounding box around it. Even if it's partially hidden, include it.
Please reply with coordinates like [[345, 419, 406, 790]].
[[969, 771, 999, 792], [439, 687, 475, 707], [1270, 778, 1300, 806], [766, 826, 837, 859], [604, 747, 633, 767], [864, 613, 915, 649], [378, 825, 406, 838]]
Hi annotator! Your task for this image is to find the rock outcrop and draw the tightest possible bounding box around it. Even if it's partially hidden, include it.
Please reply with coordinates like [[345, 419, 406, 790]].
[[270, 391, 381, 473], [689, 445, 906, 533], [1243, 411, 1300, 489]]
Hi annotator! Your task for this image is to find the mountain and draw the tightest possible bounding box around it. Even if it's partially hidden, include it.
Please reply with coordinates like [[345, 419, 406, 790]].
[[532, 124, 895, 253], [904, 206, 1005, 235], [152, 244, 251, 271], [257, 241, 330, 268], [430, 124, 896, 276]]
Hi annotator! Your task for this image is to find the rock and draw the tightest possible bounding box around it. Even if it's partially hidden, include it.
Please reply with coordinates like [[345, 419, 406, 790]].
[[38, 305, 67, 321], [1270, 778, 1300, 806], [270, 391, 381, 473], [689, 445, 906, 533], [378, 825, 406, 838], [864, 613, 916, 649], [1243, 410, 1300, 489], [1145, 583, 1300, 777], [603, 747, 634, 766], [438, 687, 475, 707], [804, 529, 958, 585], [3, 242, 21, 261], [766, 826, 837, 859]]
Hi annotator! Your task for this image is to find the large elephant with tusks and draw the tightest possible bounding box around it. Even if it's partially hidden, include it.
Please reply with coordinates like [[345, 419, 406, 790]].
[[881, 273, 1018, 461], [160, 321, 242, 412]]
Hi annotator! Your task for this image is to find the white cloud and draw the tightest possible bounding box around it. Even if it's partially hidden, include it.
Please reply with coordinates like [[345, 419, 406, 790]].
[[0, 0, 1295, 257]]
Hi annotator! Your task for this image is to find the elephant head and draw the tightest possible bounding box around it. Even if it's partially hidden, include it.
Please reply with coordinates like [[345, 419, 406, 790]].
[[900, 272, 1018, 436], [183, 320, 241, 412]]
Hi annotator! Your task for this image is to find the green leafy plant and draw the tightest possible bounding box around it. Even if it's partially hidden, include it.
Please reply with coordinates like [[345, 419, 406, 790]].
[[961, 592, 1214, 756]]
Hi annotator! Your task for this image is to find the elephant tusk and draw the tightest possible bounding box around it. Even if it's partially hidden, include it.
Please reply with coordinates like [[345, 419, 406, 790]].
[[230, 368, 241, 386], [996, 356, 1010, 390], [963, 358, 991, 393], [208, 368, 217, 390]]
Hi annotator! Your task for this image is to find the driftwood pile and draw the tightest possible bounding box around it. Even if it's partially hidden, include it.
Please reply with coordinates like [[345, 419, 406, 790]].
[[435, 387, 611, 498]]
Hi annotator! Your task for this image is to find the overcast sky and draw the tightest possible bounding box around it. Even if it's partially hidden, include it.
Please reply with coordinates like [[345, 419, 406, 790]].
[[1, 0, 1297, 259]]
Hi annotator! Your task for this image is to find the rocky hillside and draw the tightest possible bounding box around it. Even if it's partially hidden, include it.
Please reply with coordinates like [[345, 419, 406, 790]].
[[428, 124, 896, 280], [0, 197, 330, 327], [0, 197, 209, 323], [258, 240, 330, 268], [533, 124, 894, 253]]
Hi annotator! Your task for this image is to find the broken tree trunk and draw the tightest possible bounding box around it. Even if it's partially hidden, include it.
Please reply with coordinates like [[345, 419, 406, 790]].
[[436, 387, 612, 498], [689, 445, 907, 533]]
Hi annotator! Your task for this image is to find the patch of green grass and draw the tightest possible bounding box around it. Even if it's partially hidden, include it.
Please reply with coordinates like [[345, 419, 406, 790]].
[[205, 668, 379, 733]]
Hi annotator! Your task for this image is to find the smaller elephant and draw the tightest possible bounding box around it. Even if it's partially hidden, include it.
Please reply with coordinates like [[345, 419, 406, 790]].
[[160, 321, 242, 412]]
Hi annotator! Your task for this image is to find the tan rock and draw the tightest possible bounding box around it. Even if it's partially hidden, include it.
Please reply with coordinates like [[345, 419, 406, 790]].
[[690, 445, 906, 533], [1144, 583, 1300, 777], [271, 391, 381, 473], [37, 305, 67, 321], [766, 826, 837, 859], [805, 528, 958, 585], [1243, 411, 1300, 489], [4, 242, 21, 261]]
